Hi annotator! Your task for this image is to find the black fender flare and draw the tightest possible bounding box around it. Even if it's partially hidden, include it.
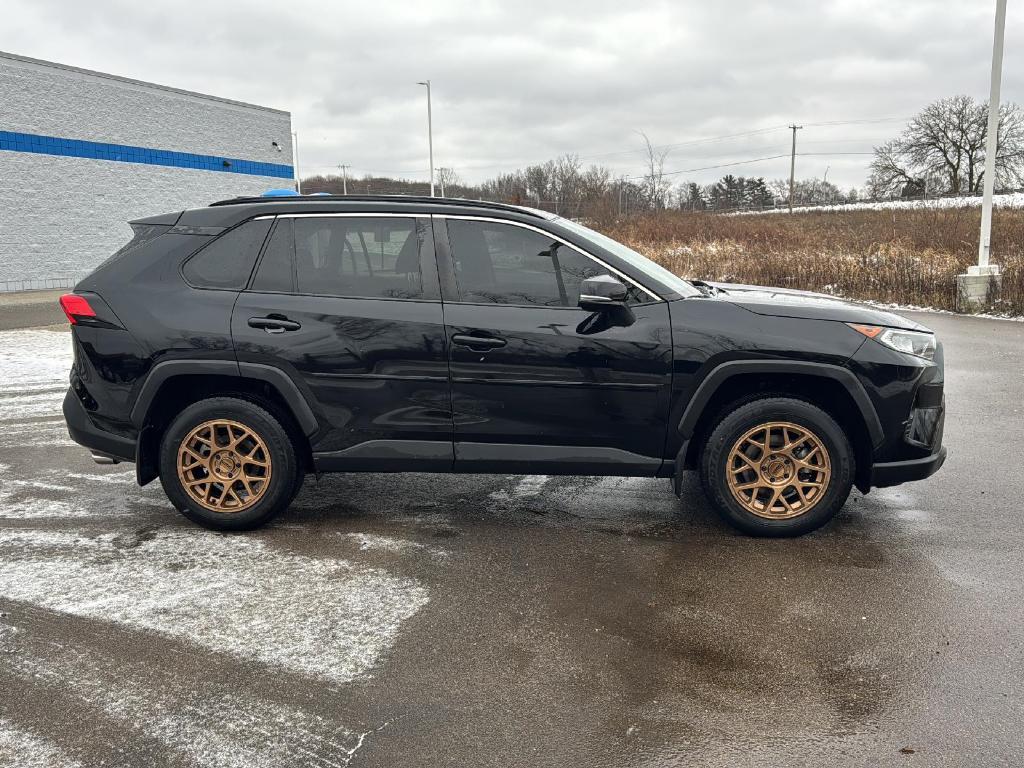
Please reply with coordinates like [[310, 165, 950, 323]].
[[129, 359, 318, 436], [676, 359, 885, 447]]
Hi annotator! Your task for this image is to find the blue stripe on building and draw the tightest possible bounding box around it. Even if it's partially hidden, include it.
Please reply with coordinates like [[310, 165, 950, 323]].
[[0, 130, 294, 179]]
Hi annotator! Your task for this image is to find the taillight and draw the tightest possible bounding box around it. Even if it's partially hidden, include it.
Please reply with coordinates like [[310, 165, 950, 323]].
[[59, 294, 97, 325]]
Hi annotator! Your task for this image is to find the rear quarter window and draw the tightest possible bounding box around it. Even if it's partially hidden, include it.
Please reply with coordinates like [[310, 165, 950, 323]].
[[182, 219, 273, 290], [93, 223, 170, 272]]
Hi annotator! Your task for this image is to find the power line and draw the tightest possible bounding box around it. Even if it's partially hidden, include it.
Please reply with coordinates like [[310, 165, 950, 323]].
[[317, 116, 910, 177], [626, 154, 790, 180]]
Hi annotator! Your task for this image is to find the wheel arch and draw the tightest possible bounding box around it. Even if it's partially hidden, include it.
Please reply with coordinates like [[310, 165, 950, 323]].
[[131, 360, 318, 485], [677, 361, 882, 493]]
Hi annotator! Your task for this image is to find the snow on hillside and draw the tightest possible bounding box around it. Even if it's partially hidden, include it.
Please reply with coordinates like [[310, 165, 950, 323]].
[[733, 191, 1024, 216]]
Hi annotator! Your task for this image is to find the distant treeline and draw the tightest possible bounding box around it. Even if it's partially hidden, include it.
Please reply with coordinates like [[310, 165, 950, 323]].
[[302, 159, 856, 222]]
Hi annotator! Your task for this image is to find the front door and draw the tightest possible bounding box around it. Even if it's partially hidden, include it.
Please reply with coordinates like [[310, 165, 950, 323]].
[[232, 213, 453, 470], [437, 216, 673, 475]]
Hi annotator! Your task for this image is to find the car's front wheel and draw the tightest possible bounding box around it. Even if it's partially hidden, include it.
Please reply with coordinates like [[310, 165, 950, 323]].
[[699, 397, 853, 537], [158, 397, 300, 531]]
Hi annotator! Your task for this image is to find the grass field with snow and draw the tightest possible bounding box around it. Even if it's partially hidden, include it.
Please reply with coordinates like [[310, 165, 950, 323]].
[[605, 204, 1024, 316]]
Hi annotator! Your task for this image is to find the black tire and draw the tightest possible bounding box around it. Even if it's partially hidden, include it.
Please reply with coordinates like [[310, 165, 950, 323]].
[[159, 397, 300, 531], [699, 397, 853, 537]]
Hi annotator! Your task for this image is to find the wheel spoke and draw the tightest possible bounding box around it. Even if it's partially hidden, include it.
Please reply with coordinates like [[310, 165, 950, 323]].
[[177, 418, 273, 515], [726, 420, 831, 521]]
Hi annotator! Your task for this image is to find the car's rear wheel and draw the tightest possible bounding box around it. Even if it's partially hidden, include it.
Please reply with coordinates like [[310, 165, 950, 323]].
[[700, 397, 853, 536], [159, 397, 299, 531]]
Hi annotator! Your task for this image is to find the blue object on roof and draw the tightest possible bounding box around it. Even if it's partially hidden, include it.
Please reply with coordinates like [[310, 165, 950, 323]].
[[262, 188, 300, 197]]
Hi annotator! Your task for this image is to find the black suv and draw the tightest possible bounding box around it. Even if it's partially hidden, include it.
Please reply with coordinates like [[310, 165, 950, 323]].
[[61, 195, 946, 536]]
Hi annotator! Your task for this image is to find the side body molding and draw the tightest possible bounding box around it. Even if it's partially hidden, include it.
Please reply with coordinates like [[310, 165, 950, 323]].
[[676, 360, 885, 448], [129, 359, 319, 436]]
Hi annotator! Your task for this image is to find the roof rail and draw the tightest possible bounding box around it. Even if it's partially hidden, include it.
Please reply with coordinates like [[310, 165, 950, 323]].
[[208, 193, 548, 217]]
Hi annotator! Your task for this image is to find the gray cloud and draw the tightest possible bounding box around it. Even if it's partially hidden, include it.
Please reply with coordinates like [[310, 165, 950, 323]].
[[2, 0, 1021, 190]]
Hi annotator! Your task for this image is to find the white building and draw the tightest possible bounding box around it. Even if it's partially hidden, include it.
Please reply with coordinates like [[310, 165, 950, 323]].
[[0, 50, 294, 290]]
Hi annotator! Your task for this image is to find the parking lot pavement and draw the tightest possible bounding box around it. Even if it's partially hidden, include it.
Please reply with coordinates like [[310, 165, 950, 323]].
[[0, 313, 1022, 767]]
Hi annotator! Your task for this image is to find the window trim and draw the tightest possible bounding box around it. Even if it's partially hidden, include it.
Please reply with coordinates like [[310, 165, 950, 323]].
[[245, 213, 440, 301], [436, 214, 662, 305]]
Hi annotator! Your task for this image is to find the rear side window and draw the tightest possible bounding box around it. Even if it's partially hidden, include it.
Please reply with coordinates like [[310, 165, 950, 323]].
[[183, 219, 272, 289], [94, 223, 170, 271], [251, 216, 431, 300]]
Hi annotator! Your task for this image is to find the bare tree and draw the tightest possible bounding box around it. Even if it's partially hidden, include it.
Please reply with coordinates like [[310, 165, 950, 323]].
[[435, 167, 461, 196], [638, 131, 671, 210], [868, 95, 1024, 197]]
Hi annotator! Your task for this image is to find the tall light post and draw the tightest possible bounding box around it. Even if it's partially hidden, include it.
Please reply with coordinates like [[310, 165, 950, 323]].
[[292, 131, 302, 194], [977, 0, 1007, 269], [960, 0, 1007, 308], [417, 80, 435, 197], [337, 164, 349, 195]]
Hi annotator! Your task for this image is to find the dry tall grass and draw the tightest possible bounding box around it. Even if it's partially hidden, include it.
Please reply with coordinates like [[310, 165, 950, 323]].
[[602, 207, 1024, 315]]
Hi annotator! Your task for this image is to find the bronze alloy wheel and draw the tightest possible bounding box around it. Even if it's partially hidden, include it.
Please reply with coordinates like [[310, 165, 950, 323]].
[[176, 419, 272, 513], [725, 421, 831, 520]]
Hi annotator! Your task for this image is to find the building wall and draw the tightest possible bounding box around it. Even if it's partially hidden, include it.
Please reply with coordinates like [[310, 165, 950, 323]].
[[0, 51, 293, 288]]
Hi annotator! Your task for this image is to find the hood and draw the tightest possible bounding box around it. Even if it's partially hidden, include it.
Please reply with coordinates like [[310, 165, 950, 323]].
[[706, 282, 930, 332]]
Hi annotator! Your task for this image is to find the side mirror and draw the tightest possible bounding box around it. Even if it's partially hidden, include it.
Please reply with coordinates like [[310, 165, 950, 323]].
[[579, 274, 628, 310]]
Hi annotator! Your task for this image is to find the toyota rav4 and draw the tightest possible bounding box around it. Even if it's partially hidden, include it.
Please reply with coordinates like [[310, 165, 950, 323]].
[[60, 195, 946, 536]]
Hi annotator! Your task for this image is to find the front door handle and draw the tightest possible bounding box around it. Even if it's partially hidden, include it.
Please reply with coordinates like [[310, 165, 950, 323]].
[[451, 333, 507, 350], [248, 315, 301, 334]]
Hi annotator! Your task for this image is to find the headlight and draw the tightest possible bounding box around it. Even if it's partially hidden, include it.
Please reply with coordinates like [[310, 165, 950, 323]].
[[848, 324, 936, 360]]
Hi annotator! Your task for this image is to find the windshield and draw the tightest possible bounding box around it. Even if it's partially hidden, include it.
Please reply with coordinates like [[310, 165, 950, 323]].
[[553, 218, 702, 298]]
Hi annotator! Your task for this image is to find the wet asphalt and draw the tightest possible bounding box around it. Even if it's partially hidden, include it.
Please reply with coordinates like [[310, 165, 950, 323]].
[[0, 310, 1022, 767]]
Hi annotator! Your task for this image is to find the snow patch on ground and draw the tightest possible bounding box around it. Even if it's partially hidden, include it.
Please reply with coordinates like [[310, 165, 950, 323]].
[[0, 329, 71, 396], [340, 532, 448, 560], [0, 529, 428, 684], [859, 299, 1024, 323], [10, 647, 372, 768], [732, 191, 1024, 216], [0, 718, 82, 768], [0, 419, 75, 448], [0, 329, 72, 425], [489, 475, 551, 502]]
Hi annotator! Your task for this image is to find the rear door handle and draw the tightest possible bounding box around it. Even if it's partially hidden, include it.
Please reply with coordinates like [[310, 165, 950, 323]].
[[451, 333, 507, 350], [248, 315, 301, 333]]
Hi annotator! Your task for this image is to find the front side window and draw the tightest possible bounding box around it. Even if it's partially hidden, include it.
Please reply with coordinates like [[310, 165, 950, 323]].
[[183, 218, 272, 289], [446, 220, 641, 306]]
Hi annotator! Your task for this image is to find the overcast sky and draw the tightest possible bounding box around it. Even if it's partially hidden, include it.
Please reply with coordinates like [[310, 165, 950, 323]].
[[3, 0, 1022, 191]]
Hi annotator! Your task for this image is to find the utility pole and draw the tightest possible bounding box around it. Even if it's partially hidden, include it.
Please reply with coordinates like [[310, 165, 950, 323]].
[[960, 0, 1006, 308], [292, 131, 302, 194], [417, 80, 435, 197], [337, 164, 349, 195], [788, 124, 802, 213]]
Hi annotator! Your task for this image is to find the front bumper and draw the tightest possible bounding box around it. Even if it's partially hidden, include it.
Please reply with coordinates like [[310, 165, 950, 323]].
[[63, 388, 136, 463], [870, 446, 947, 488]]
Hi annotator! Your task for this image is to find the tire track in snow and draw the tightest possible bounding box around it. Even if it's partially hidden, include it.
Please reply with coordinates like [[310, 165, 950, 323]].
[[0, 529, 428, 684], [4, 638, 375, 768], [0, 718, 82, 768]]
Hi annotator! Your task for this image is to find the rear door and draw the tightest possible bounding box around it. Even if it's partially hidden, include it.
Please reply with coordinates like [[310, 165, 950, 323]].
[[437, 216, 674, 475], [231, 213, 453, 470]]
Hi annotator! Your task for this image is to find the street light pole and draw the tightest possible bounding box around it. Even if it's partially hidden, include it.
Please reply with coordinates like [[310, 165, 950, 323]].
[[959, 0, 1007, 308], [978, 0, 1007, 268], [417, 80, 435, 197], [337, 164, 349, 195], [292, 131, 301, 194]]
